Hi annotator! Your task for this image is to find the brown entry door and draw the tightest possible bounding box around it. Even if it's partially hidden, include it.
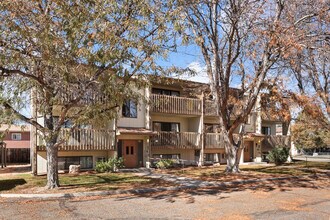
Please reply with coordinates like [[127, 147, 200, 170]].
[[244, 141, 253, 162], [122, 140, 138, 168]]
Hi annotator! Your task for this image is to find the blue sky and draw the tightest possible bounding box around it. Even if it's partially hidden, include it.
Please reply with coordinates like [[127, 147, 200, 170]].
[[157, 44, 210, 83]]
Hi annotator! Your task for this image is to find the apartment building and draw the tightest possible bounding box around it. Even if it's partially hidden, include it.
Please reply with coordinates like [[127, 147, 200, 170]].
[[0, 125, 31, 163], [32, 77, 290, 174]]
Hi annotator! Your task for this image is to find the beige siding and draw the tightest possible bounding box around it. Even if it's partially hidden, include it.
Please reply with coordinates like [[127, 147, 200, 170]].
[[203, 117, 219, 124], [37, 150, 115, 174], [117, 90, 146, 128], [204, 149, 225, 154], [188, 117, 201, 132], [245, 114, 257, 133]]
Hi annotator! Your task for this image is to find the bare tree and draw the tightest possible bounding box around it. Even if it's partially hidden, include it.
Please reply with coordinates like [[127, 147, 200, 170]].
[[282, 0, 330, 128], [172, 0, 326, 172]]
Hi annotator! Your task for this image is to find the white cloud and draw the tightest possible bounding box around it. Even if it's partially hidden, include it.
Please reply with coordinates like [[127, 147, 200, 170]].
[[177, 61, 209, 83]]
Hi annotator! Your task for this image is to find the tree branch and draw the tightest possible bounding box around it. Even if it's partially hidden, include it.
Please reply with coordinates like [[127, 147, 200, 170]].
[[2, 102, 45, 132]]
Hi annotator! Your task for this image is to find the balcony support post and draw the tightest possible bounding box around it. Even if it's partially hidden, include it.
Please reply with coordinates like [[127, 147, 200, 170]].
[[198, 93, 205, 167]]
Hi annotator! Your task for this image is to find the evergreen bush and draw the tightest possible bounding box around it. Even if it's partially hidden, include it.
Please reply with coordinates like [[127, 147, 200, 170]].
[[95, 157, 124, 173], [267, 146, 290, 165]]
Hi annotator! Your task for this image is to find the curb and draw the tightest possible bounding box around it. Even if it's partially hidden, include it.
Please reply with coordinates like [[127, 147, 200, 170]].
[[0, 185, 197, 199], [0, 173, 328, 199]]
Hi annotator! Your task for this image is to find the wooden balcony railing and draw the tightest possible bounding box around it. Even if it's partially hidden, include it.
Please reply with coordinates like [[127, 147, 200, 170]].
[[205, 133, 225, 149], [150, 94, 202, 115], [262, 135, 291, 149], [37, 129, 115, 151], [151, 131, 201, 149], [57, 89, 110, 105]]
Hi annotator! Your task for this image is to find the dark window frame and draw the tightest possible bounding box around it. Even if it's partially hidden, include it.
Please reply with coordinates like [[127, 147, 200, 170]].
[[152, 154, 180, 159], [11, 133, 22, 140], [262, 126, 271, 135], [58, 156, 93, 170], [153, 122, 180, 132], [152, 88, 180, 96], [122, 100, 138, 118], [204, 124, 220, 133]]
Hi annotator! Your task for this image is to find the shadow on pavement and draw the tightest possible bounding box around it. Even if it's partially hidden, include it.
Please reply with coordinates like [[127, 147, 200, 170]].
[[109, 174, 329, 203]]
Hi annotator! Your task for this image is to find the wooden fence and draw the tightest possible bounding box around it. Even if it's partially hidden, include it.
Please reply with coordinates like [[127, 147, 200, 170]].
[[6, 148, 30, 163], [0, 143, 7, 168]]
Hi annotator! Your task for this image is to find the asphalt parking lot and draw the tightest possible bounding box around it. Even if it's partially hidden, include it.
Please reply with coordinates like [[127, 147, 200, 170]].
[[0, 183, 329, 220]]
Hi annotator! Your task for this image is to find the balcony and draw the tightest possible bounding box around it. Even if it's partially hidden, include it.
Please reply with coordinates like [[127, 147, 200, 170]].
[[150, 94, 202, 115], [57, 89, 109, 105], [37, 129, 115, 151], [262, 135, 291, 150], [205, 133, 225, 149], [151, 131, 201, 149]]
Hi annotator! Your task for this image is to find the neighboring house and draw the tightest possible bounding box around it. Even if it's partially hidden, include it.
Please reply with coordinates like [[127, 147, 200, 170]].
[[31, 77, 290, 174], [0, 125, 31, 163]]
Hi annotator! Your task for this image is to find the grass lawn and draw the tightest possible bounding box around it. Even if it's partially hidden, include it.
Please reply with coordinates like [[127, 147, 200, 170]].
[[155, 162, 329, 182], [0, 172, 174, 194]]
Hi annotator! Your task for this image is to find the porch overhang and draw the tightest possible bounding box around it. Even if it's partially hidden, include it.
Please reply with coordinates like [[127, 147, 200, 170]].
[[244, 133, 265, 142], [117, 128, 157, 136]]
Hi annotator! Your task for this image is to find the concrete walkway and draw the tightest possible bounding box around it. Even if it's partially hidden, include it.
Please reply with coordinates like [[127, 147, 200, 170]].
[[293, 155, 330, 163]]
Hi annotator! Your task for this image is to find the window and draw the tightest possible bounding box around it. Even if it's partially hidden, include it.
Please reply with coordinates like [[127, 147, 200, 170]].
[[122, 100, 137, 118], [153, 154, 180, 159], [126, 146, 130, 155], [53, 116, 91, 129], [204, 124, 220, 133], [63, 120, 74, 128], [153, 122, 180, 132], [205, 153, 221, 162], [11, 133, 22, 140], [58, 156, 93, 170], [262, 126, 271, 135], [152, 88, 180, 96]]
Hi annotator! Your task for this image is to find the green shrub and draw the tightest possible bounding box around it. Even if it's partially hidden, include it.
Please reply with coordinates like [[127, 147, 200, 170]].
[[95, 157, 124, 173], [156, 159, 174, 169], [267, 146, 290, 165]]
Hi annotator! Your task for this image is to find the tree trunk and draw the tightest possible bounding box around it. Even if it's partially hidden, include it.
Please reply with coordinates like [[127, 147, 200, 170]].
[[225, 144, 240, 173], [46, 138, 59, 189], [218, 121, 242, 173], [222, 129, 241, 173]]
